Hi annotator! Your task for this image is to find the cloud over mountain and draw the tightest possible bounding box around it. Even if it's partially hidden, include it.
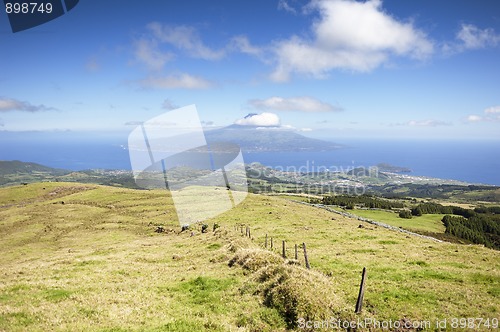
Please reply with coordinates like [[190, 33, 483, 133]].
[[234, 112, 281, 127]]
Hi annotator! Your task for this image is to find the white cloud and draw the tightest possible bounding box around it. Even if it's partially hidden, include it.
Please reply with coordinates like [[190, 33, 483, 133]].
[[0, 97, 57, 112], [124, 121, 144, 126], [457, 24, 500, 50], [230, 36, 263, 56], [408, 120, 451, 127], [235, 112, 281, 127], [249, 96, 340, 112], [235, 114, 311, 131], [278, 0, 298, 14], [485, 106, 500, 114], [443, 24, 500, 54], [134, 23, 266, 70], [138, 74, 213, 89], [466, 115, 483, 122], [271, 0, 434, 81], [133, 38, 174, 70], [466, 106, 500, 123], [394, 119, 451, 127], [147, 22, 225, 60], [162, 98, 179, 110]]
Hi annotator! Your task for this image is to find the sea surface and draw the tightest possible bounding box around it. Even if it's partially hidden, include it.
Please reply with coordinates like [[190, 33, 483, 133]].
[[244, 139, 500, 185], [1, 133, 499, 185]]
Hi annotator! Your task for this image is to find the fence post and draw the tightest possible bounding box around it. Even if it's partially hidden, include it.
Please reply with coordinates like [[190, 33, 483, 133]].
[[270, 237, 273, 250], [295, 244, 298, 260], [282, 241, 286, 258], [355, 267, 367, 313], [248, 227, 251, 238], [303, 242, 310, 269], [265, 234, 268, 248]]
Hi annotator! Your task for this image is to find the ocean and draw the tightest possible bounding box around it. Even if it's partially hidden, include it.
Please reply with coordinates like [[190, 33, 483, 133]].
[[244, 139, 500, 185], [1, 133, 499, 185]]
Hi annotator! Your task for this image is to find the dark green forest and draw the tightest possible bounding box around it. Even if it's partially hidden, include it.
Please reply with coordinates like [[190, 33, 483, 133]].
[[442, 214, 500, 249], [319, 194, 500, 250], [410, 202, 499, 249], [320, 194, 404, 210]]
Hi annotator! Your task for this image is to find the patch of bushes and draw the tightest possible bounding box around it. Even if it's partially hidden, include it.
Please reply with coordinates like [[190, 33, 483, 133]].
[[399, 210, 412, 219], [322, 194, 404, 210]]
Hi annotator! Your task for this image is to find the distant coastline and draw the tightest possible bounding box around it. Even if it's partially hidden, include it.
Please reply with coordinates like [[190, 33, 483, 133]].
[[375, 163, 412, 173], [0, 134, 499, 185]]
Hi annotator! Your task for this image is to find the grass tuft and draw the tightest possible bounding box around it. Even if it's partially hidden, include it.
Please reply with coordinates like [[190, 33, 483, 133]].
[[230, 247, 346, 328], [229, 248, 284, 271]]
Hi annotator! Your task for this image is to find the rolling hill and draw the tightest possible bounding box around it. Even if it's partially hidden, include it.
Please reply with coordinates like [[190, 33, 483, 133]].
[[0, 182, 498, 331]]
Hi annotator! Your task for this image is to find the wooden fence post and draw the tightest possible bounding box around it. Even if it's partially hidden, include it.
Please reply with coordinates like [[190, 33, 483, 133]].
[[355, 267, 367, 313], [270, 237, 273, 250], [295, 244, 298, 260], [265, 234, 268, 248], [282, 241, 286, 258], [303, 243, 310, 269], [248, 227, 251, 238]]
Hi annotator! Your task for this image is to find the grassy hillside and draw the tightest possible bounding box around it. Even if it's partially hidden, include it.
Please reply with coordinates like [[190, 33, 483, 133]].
[[338, 209, 446, 234], [0, 182, 499, 331]]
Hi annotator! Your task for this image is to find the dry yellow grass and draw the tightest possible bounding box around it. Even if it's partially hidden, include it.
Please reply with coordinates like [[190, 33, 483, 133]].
[[0, 182, 499, 331]]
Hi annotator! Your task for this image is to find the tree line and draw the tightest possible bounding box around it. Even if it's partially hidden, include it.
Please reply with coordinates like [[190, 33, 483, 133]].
[[410, 202, 475, 218], [442, 214, 500, 249], [320, 194, 404, 210], [412, 202, 499, 249]]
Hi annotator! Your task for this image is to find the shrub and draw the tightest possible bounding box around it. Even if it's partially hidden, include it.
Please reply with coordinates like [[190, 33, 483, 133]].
[[399, 210, 413, 219]]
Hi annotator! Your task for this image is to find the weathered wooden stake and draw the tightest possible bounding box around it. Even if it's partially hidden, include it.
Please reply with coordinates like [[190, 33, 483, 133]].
[[294, 244, 298, 260], [240, 226, 243, 234], [355, 267, 367, 314], [248, 227, 251, 238], [303, 242, 310, 269], [265, 234, 268, 248], [282, 240, 286, 258], [270, 237, 273, 249]]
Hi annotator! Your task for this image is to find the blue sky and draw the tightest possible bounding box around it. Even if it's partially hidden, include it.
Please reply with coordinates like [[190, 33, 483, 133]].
[[0, 0, 499, 140]]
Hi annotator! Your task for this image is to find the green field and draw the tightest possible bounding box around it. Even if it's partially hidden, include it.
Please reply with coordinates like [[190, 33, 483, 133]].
[[345, 209, 446, 233], [0, 182, 499, 331]]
